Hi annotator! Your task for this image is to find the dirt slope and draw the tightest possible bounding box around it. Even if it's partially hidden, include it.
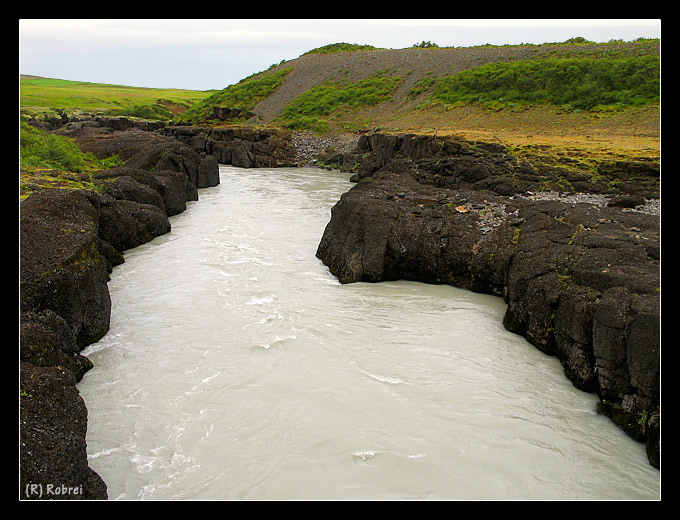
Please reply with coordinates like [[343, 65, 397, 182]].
[[250, 43, 660, 161]]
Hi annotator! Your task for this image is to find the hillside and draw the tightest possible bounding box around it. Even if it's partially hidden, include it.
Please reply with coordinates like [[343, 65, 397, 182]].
[[21, 39, 660, 167], [182, 39, 660, 164]]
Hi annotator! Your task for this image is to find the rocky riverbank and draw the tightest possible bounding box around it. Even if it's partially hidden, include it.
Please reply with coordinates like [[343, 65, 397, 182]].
[[315, 132, 660, 468], [19, 118, 295, 499], [19, 122, 660, 501]]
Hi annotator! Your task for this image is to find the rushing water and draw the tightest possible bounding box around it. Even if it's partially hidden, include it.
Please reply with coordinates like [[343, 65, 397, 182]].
[[79, 165, 660, 500]]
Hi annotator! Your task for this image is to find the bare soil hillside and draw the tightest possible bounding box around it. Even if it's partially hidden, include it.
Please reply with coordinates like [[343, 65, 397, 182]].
[[251, 43, 660, 162]]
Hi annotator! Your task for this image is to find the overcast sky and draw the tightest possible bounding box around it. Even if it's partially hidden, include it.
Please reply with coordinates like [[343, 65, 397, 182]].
[[19, 19, 661, 91]]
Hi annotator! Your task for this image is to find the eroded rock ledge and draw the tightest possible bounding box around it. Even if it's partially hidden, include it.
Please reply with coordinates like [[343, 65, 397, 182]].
[[317, 133, 660, 469], [19, 120, 296, 499]]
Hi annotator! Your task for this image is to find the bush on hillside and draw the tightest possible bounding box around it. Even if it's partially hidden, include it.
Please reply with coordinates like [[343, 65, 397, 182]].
[[431, 55, 660, 111], [20, 120, 122, 174], [178, 67, 292, 124], [303, 43, 380, 55], [20, 121, 88, 172], [279, 71, 402, 131], [105, 102, 173, 121]]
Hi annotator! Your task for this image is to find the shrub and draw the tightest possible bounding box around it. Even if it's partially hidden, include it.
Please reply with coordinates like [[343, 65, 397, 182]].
[[431, 55, 660, 111], [178, 67, 292, 124], [105, 102, 173, 120], [413, 41, 439, 48], [20, 121, 87, 172], [303, 43, 380, 55], [279, 71, 402, 130]]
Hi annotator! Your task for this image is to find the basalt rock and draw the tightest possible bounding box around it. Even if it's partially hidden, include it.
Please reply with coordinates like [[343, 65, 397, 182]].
[[19, 188, 112, 500], [20, 362, 108, 500], [56, 123, 219, 197], [326, 132, 660, 200], [20, 120, 225, 499], [211, 106, 255, 122], [20, 188, 113, 349], [160, 125, 297, 168], [20, 310, 94, 383], [316, 169, 660, 468]]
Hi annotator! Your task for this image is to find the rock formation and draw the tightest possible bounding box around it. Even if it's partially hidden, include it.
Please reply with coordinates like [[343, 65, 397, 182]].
[[316, 133, 660, 468], [19, 122, 660, 501], [19, 118, 296, 499], [159, 125, 297, 168]]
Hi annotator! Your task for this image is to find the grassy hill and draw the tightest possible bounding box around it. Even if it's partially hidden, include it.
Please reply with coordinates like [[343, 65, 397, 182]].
[[20, 38, 660, 166], [176, 38, 660, 162]]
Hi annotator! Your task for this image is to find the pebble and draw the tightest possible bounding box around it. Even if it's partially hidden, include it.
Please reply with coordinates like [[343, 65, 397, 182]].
[[513, 190, 659, 216], [293, 131, 358, 165]]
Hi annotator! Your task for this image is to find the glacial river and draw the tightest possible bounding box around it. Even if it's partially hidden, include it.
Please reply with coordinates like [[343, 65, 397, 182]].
[[79, 165, 660, 500]]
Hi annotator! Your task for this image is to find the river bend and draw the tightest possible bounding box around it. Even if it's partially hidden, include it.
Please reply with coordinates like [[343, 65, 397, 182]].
[[79, 166, 660, 500]]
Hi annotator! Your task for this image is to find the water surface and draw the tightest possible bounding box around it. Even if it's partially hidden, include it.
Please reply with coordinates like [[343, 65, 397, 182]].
[[80, 166, 660, 500]]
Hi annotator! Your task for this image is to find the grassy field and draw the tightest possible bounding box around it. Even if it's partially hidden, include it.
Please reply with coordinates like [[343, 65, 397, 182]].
[[20, 75, 213, 120]]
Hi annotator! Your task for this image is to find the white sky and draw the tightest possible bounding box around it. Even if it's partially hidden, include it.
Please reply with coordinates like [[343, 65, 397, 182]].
[[19, 19, 661, 91]]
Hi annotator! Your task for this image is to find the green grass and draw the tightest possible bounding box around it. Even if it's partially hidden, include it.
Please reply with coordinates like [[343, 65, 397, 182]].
[[176, 67, 292, 124], [278, 70, 403, 132], [426, 54, 660, 112], [20, 120, 124, 172], [302, 43, 381, 55], [20, 76, 212, 121], [20, 120, 125, 197]]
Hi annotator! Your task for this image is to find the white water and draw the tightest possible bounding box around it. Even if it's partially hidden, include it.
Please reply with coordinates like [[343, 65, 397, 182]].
[[79, 165, 660, 500]]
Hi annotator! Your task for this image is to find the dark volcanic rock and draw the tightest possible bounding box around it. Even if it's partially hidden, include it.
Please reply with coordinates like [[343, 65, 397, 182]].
[[57, 124, 218, 195], [198, 153, 220, 187], [20, 188, 112, 348], [317, 172, 488, 286], [316, 168, 660, 468], [20, 119, 304, 498], [93, 165, 197, 218], [20, 362, 107, 499], [329, 132, 660, 200], [19, 188, 113, 500], [160, 125, 297, 168], [20, 310, 94, 383]]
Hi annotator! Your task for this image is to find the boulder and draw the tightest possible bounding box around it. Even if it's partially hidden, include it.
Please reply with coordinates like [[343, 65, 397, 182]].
[[20, 310, 94, 382], [20, 188, 112, 348]]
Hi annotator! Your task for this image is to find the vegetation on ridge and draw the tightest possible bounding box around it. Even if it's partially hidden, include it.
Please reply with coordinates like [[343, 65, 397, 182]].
[[420, 54, 660, 112], [176, 67, 292, 124], [20, 121, 122, 173], [19, 121, 124, 197], [302, 43, 381, 55], [278, 70, 403, 132]]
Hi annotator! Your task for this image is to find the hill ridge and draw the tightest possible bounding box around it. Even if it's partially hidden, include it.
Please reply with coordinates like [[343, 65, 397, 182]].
[[245, 40, 658, 123]]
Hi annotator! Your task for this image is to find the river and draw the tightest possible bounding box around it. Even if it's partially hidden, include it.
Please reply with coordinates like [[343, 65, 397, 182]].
[[79, 165, 660, 500]]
